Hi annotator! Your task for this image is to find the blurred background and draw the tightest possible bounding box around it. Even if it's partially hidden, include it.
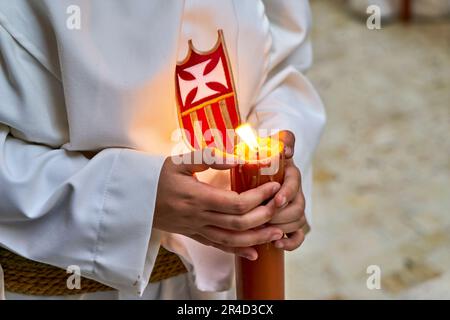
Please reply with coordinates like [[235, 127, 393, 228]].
[[286, 0, 450, 299]]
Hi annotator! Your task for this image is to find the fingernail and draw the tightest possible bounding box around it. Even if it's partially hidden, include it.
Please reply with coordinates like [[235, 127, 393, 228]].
[[285, 146, 292, 155], [272, 184, 280, 193], [275, 241, 284, 249], [270, 233, 283, 242], [241, 253, 256, 261], [279, 196, 287, 207]]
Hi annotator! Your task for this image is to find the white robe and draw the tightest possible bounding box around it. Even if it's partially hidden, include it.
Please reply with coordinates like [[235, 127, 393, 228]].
[[0, 0, 325, 299]]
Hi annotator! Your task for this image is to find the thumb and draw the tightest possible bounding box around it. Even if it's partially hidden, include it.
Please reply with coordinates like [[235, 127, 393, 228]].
[[172, 148, 238, 174], [274, 130, 295, 159]]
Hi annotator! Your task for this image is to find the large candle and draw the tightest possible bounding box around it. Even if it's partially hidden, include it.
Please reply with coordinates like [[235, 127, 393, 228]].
[[231, 124, 285, 300]]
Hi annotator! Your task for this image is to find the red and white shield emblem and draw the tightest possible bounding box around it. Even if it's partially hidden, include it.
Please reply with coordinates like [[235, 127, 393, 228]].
[[175, 30, 241, 153]]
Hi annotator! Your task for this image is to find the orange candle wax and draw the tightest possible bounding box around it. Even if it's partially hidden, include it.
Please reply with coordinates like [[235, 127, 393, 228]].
[[230, 134, 285, 300]]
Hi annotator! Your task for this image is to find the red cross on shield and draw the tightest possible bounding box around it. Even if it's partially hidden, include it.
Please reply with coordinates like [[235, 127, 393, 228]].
[[175, 30, 241, 154]]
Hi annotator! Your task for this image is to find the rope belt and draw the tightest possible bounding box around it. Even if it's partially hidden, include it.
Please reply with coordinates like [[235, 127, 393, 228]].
[[0, 246, 187, 296]]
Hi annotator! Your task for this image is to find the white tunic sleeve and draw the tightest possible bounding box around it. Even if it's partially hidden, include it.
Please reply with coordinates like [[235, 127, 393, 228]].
[[0, 22, 163, 295], [248, 0, 327, 224]]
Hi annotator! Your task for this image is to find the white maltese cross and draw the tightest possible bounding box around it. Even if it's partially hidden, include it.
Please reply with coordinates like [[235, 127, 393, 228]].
[[178, 57, 228, 107]]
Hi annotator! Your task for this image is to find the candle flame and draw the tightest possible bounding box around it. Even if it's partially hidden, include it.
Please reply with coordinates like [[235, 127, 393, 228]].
[[235, 124, 259, 151]]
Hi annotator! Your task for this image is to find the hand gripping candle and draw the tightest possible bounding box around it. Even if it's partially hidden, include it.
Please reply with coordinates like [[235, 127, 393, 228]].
[[231, 124, 285, 300]]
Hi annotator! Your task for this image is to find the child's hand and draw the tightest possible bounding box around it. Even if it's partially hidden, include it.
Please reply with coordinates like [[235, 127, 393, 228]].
[[269, 131, 307, 251], [153, 150, 283, 260]]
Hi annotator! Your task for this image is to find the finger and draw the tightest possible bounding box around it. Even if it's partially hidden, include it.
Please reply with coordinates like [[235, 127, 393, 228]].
[[190, 234, 258, 260], [199, 225, 283, 248], [275, 162, 302, 207], [201, 204, 276, 231], [173, 148, 238, 174], [270, 216, 306, 234], [269, 199, 305, 225], [203, 181, 281, 214], [274, 229, 305, 251], [276, 131, 295, 159]]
